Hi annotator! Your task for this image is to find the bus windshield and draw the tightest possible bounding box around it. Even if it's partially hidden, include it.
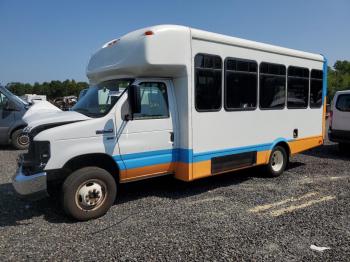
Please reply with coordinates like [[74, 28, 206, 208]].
[[72, 79, 133, 118]]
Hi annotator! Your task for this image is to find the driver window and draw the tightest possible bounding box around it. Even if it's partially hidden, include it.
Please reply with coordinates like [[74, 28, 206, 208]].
[[98, 88, 111, 113], [0, 92, 9, 109], [133, 82, 169, 119]]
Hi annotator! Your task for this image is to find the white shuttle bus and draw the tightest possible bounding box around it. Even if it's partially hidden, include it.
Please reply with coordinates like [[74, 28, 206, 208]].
[[13, 25, 327, 220]]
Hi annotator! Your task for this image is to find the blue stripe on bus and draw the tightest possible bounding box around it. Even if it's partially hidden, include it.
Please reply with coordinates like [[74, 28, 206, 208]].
[[113, 138, 293, 170], [321, 55, 328, 100]]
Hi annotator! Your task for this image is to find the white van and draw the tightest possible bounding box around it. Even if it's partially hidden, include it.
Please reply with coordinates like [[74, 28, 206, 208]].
[[329, 90, 350, 150], [13, 25, 327, 220]]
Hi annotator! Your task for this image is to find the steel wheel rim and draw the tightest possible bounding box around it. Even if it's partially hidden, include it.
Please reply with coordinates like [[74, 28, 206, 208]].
[[75, 179, 107, 211], [17, 134, 29, 146], [271, 150, 284, 172]]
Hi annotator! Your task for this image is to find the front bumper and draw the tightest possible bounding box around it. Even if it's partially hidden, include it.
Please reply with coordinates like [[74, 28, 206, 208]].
[[12, 166, 48, 199]]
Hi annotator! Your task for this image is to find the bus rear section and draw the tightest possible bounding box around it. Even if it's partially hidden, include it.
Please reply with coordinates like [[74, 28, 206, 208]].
[[189, 28, 326, 180]]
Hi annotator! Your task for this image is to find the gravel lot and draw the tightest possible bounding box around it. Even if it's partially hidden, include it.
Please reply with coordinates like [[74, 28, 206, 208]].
[[0, 140, 349, 261]]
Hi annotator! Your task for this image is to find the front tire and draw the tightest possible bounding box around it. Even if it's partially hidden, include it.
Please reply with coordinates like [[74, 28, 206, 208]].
[[265, 146, 288, 177], [11, 129, 29, 150], [62, 167, 117, 221]]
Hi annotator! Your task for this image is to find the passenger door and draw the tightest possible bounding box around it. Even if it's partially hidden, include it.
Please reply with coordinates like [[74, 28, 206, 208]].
[[118, 80, 176, 181], [0, 92, 14, 144]]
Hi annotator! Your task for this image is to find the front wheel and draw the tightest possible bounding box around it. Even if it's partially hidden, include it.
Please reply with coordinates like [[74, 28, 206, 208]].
[[62, 167, 117, 221], [11, 129, 30, 150], [265, 146, 288, 177]]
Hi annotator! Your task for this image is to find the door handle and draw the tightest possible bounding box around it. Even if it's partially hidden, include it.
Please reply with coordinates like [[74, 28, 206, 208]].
[[293, 129, 298, 138], [96, 129, 114, 135], [170, 132, 174, 142]]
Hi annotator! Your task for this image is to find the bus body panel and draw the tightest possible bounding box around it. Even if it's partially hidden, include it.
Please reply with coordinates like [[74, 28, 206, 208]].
[[189, 34, 324, 179]]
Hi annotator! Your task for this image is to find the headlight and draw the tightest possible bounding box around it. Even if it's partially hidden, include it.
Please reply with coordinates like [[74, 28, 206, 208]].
[[36, 141, 51, 168], [22, 141, 50, 174]]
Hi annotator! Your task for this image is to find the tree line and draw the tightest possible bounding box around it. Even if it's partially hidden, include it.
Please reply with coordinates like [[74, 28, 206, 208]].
[[328, 60, 350, 100], [4, 60, 350, 102], [6, 80, 88, 100]]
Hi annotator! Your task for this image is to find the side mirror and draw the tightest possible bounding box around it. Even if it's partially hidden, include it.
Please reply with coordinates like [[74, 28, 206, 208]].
[[5, 100, 18, 111], [125, 85, 141, 121]]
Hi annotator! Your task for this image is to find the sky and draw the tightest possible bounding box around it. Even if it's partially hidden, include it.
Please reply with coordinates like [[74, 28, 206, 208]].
[[0, 0, 349, 85]]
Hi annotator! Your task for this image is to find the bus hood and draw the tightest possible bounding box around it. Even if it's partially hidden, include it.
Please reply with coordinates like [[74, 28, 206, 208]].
[[23, 102, 90, 132]]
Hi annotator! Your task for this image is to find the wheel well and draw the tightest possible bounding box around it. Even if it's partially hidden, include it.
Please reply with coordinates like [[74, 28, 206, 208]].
[[274, 141, 291, 158], [10, 125, 26, 139], [63, 153, 120, 181], [46, 153, 120, 192]]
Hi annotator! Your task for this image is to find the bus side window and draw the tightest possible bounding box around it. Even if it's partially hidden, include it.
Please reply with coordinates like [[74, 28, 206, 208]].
[[310, 69, 323, 108], [225, 58, 257, 111], [287, 66, 309, 109], [259, 62, 286, 109], [195, 54, 222, 112]]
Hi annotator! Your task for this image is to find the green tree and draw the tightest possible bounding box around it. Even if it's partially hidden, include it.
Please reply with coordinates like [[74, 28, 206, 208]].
[[327, 60, 350, 102], [6, 80, 89, 100]]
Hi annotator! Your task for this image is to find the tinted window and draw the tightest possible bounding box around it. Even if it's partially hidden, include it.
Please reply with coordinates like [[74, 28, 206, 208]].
[[195, 54, 222, 111], [287, 66, 309, 108], [310, 69, 323, 108], [336, 94, 350, 112], [133, 82, 169, 119], [259, 63, 286, 109], [225, 58, 257, 110], [0, 92, 9, 109]]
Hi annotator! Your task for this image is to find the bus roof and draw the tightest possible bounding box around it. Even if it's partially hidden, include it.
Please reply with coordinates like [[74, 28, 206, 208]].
[[87, 25, 324, 83], [190, 27, 324, 62]]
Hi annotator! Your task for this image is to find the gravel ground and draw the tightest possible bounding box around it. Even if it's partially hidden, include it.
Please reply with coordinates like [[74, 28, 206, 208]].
[[0, 140, 349, 261]]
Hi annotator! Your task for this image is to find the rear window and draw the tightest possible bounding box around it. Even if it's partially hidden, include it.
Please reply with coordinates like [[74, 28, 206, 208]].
[[310, 69, 323, 108], [336, 94, 350, 112]]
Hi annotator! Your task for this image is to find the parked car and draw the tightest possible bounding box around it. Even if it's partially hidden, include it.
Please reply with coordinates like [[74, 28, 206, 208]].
[[328, 90, 350, 150], [0, 86, 30, 149]]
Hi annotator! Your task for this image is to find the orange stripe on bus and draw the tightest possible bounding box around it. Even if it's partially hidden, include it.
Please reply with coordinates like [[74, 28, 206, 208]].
[[288, 135, 323, 155]]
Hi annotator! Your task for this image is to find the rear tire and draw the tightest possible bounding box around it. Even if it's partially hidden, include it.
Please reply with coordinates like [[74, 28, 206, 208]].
[[265, 146, 288, 177], [62, 167, 117, 221], [11, 129, 29, 150]]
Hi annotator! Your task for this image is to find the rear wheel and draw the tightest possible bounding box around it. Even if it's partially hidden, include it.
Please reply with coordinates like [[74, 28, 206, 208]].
[[265, 146, 288, 177], [62, 167, 117, 221], [11, 129, 29, 150]]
